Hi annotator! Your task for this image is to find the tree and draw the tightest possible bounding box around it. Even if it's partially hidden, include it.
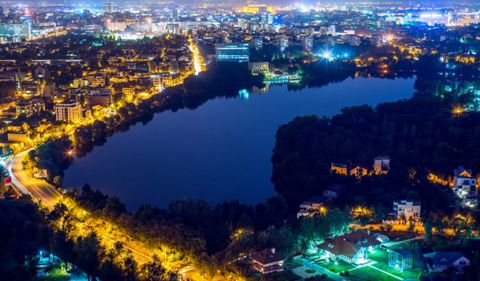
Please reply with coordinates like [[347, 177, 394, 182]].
[[53, 175, 63, 187], [75, 232, 103, 281], [139, 255, 173, 281], [425, 218, 433, 242]]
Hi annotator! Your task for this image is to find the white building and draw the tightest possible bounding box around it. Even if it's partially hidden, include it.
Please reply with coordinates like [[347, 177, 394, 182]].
[[297, 196, 326, 218], [453, 166, 477, 198], [393, 199, 421, 221], [55, 102, 81, 123]]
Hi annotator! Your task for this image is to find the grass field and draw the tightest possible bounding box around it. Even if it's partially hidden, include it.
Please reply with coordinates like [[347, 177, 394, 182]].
[[369, 249, 421, 280], [318, 260, 355, 274], [35, 267, 71, 281]]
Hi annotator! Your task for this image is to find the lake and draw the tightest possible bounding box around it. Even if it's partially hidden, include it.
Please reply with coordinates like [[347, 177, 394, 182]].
[[63, 76, 415, 210]]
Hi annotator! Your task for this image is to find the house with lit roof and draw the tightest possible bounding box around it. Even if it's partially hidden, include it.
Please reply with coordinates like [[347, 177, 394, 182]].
[[453, 166, 477, 198], [250, 248, 286, 274], [317, 230, 381, 264]]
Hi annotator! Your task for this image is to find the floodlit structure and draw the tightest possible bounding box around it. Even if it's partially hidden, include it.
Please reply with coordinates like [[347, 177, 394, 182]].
[[317, 230, 381, 264], [215, 43, 249, 62], [389, 248, 413, 272]]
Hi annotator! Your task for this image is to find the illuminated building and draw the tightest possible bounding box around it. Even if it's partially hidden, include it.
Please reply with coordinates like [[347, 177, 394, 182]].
[[280, 37, 288, 51], [105, 2, 114, 13], [243, 4, 274, 14], [248, 62, 269, 74], [252, 37, 263, 49], [330, 162, 347, 175], [16, 97, 45, 118], [122, 88, 135, 100], [393, 199, 421, 221], [302, 36, 313, 52], [373, 156, 390, 174], [0, 23, 31, 41], [250, 248, 285, 274], [55, 101, 81, 123], [297, 196, 327, 218], [317, 230, 381, 264], [215, 43, 249, 62], [453, 166, 477, 198], [87, 90, 113, 107]]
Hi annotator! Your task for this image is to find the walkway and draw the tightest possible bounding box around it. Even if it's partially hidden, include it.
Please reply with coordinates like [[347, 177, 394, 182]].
[[382, 235, 424, 248], [367, 264, 403, 281], [299, 258, 349, 281]]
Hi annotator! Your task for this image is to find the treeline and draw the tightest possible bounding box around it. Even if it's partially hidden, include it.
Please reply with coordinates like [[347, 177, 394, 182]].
[[271, 94, 480, 216], [0, 197, 178, 281], [62, 183, 353, 279]]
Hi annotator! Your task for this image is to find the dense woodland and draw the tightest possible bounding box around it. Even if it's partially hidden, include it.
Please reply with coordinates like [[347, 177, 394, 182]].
[[271, 94, 480, 216]]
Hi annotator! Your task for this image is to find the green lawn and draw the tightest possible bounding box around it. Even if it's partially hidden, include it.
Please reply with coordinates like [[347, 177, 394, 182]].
[[348, 266, 393, 281], [319, 260, 355, 274], [369, 250, 421, 280], [35, 267, 70, 281]]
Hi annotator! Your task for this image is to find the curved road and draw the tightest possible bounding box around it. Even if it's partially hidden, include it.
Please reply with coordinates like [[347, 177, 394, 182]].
[[5, 151, 154, 264]]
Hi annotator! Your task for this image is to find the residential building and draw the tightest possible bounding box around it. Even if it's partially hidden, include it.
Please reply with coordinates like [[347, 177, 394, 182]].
[[0, 23, 31, 40], [350, 164, 368, 177], [252, 37, 263, 49], [280, 37, 288, 52], [317, 230, 381, 264], [250, 248, 285, 274], [323, 184, 345, 201], [55, 101, 81, 123], [302, 36, 314, 52], [33, 66, 50, 80], [423, 252, 470, 272], [16, 97, 45, 117], [215, 43, 249, 62], [331, 163, 347, 175], [453, 166, 477, 197], [86, 90, 113, 107], [297, 196, 327, 218], [85, 75, 106, 87], [373, 156, 390, 174], [122, 87, 135, 100], [20, 82, 41, 96], [393, 199, 421, 221]]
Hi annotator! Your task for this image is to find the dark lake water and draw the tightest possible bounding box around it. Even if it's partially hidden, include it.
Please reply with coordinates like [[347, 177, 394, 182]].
[[63, 76, 415, 210]]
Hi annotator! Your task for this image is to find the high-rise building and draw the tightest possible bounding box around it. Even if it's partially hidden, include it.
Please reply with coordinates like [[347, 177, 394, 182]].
[[252, 37, 263, 49], [170, 9, 179, 21], [0, 23, 31, 40], [105, 2, 114, 13], [55, 101, 81, 123], [302, 36, 314, 52], [327, 25, 336, 36], [280, 37, 288, 51], [215, 43, 249, 62]]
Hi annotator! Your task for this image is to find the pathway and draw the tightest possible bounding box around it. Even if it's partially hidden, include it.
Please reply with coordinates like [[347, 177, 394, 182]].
[[383, 235, 424, 248], [367, 264, 403, 281]]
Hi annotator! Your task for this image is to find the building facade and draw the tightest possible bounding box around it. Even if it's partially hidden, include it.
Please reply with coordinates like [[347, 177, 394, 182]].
[[55, 102, 81, 123], [215, 43, 249, 62], [393, 199, 421, 221]]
